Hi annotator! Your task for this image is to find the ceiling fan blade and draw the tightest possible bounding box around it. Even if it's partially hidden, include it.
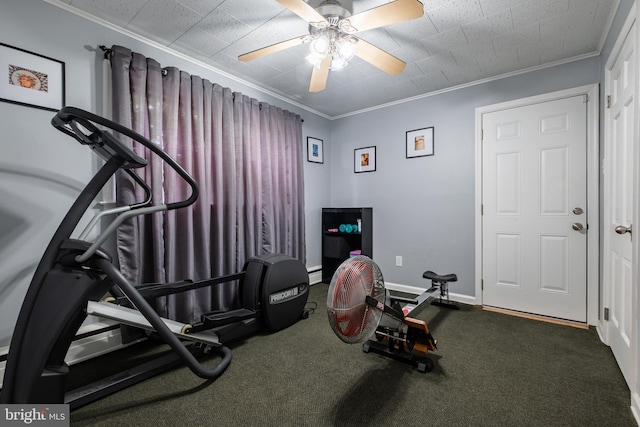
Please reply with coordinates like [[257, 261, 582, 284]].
[[309, 55, 332, 92], [340, 0, 424, 33], [238, 35, 308, 62], [276, 0, 328, 26], [355, 39, 406, 75]]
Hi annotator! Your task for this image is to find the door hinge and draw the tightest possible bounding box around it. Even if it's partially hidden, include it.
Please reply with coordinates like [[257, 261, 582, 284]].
[[481, 204, 484, 215], [604, 307, 609, 321], [481, 279, 484, 290], [480, 129, 484, 141], [606, 95, 611, 108]]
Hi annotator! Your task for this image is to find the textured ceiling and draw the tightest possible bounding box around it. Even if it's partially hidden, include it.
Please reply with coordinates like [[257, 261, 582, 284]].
[[50, 0, 618, 118]]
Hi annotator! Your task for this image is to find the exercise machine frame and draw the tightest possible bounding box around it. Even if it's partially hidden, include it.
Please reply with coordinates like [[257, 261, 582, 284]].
[[363, 291, 438, 373], [0, 107, 308, 408]]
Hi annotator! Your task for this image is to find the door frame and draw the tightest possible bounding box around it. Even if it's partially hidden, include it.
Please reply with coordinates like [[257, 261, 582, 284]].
[[634, 3, 640, 419], [474, 84, 600, 325]]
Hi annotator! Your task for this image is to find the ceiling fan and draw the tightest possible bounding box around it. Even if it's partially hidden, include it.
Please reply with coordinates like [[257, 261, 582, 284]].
[[238, 0, 424, 92]]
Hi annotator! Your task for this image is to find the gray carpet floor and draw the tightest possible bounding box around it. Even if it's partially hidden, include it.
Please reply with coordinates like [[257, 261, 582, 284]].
[[68, 283, 635, 426]]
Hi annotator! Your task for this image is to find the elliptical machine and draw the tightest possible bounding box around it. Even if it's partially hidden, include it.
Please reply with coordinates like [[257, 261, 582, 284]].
[[1, 107, 309, 407]]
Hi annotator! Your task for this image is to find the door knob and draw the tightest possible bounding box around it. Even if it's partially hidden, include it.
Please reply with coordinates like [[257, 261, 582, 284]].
[[572, 223, 584, 231], [615, 225, 632, 235]]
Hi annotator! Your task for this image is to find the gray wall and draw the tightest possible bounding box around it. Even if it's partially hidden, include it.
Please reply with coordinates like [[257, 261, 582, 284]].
[[0, 0, 332, 348], [328, 58, 601, 296]]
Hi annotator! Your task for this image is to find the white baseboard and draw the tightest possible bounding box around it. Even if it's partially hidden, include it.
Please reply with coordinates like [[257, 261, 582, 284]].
[[65, 322, 140, 365], [0, 320, 132, 389], [308, 265, 322, 285], [595, 324, 607, 344], [631, 392, 640, 426], [306, 271, 477, 305], [385, 282, 477, 305]]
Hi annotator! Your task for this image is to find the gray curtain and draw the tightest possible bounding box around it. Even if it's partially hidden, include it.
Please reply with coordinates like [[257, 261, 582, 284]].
[[110, 45, 305, 323]]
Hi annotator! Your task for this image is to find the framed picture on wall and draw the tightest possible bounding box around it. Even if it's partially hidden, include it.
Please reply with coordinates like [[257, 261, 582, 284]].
[[307, 136, 324, 163], [354, 146, 376, 173], [0, 43, 65, 111], [406, 127, 434, 158]]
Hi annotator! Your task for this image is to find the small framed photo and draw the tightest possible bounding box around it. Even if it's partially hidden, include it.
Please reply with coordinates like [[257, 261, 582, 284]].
[[354, 146, 376, 173], [307, 136, 324, 163], [406, 127, 434, 158], [0, 43, 65, 111]]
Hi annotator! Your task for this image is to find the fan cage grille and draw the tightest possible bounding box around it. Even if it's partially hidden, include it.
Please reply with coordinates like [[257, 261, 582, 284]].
[[326, 256, 385, 343]]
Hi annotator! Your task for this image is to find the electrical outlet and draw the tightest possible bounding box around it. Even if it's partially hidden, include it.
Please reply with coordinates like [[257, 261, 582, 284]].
[[395, 256, 402, 267]]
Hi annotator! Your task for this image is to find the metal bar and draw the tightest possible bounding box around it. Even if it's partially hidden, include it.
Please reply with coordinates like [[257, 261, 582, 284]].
[[86, 301, 221, 347], [134, 272, 245, 299], [374, 330, 408, 342]]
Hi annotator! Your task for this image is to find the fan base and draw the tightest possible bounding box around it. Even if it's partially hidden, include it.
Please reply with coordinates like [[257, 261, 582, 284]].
[[362, 339, 434, 373], [361, 314, 437, 373]]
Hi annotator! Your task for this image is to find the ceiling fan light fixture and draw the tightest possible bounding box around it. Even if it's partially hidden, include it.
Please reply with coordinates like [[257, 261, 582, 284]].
[[326, 35, 356, 71], [337, 19, 357, 34], [330, 54, 348, 71], [309, 35, 330, 56], [305, 54, 322, 68], [336, 37, 357, 61], [307, 35, 330, 67]]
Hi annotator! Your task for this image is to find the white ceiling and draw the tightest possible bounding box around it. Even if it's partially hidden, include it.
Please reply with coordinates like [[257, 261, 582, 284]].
[[50, 0, 618, 118]]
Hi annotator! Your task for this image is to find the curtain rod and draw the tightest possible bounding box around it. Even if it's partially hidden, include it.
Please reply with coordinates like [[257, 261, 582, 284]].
[[97, 45, 303, 123], [99, 45, 112, 60]]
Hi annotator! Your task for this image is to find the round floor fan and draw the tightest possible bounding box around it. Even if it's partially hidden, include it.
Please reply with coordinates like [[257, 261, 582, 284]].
[[326, 255, 385, 343], [326, 255, 437, 372]]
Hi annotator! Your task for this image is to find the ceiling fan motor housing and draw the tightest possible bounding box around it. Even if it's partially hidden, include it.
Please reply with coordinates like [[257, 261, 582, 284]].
[[316, 0, 351, 21], [309, 0, 351, 32]]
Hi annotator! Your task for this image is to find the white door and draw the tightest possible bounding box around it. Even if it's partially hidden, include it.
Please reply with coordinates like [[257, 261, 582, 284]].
[[604, 21, 635, 388], [482, 95, 588, 322]]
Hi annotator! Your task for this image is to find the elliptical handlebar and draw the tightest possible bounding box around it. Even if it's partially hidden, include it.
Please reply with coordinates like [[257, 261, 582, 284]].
[[77, 169, 153, 241], [51, 107, 199, 263], [52, 106, 198, 211]]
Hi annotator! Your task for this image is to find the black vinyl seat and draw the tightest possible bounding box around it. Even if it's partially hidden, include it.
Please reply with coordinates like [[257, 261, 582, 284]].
[[423, 270, 458, 309], [422, 271, 457, 283]]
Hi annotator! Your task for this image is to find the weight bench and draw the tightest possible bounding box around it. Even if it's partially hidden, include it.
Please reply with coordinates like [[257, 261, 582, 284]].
[[423, 270, 459, 309]]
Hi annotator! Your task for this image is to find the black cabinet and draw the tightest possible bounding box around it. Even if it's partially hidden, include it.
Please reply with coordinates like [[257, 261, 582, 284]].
[[321, 207, 372, 283]]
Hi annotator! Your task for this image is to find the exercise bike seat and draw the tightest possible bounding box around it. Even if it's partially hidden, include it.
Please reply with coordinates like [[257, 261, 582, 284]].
[[422, 271, 457, 283], [202, 308, 257, 327]]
